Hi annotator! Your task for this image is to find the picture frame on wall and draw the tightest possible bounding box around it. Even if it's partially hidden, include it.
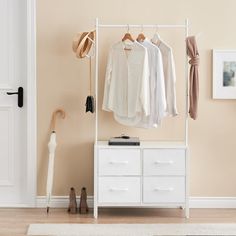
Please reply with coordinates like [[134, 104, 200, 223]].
[[213, 50, 236, 99]]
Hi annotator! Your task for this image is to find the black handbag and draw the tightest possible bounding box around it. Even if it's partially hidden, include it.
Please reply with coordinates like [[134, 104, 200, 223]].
[[85, 95, 95, 113]]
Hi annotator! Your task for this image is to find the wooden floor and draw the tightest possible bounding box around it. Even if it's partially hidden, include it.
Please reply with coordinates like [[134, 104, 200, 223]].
[[1, 208, 236, 236]]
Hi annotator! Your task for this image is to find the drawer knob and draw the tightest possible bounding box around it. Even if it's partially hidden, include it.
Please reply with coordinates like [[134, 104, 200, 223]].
[[154, 187, 174, 192], [109, 187, 129, 192], [154, 160, 174, 165], [109, 161, 129, 164]]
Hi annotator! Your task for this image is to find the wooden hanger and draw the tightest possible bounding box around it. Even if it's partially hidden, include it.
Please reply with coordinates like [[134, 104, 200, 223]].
[[122, 33, 134, 51], [136, 25, 146, 42], [136, 33, 146, 42], [122, 25, 134, 50], [122, 33, 134, 42]]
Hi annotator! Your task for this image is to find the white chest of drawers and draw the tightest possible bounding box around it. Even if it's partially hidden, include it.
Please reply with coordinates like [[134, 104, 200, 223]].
[[94, 141, 189, 218]]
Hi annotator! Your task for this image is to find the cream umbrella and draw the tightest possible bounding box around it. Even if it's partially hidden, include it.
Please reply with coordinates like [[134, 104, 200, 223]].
[[46, 109, 66, 213]]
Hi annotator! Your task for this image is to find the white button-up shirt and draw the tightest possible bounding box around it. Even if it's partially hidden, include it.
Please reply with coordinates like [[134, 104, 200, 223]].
[[151, 38, 178, 116], [137, 39, 166, 128], [102, 41, 150, 126]]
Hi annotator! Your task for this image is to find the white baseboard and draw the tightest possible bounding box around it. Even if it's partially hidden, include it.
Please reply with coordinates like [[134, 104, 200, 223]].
[[36, 196, 236, 209], [190, 197, 236, 208], [36, 196, 94, 209]]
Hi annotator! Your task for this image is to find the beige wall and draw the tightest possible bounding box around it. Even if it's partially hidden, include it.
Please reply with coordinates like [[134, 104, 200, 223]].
[[37, 0, 236, 197]]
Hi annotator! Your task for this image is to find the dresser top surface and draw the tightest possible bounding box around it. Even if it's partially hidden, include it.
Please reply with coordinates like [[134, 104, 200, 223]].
[[95, 141, 187, 149]]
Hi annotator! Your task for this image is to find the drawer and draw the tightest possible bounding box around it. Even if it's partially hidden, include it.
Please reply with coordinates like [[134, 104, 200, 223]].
[[143, 149, 185, 176], [98, 149, 141, 176], [98, 177, 141, 203], [143, 177, 185, 203]]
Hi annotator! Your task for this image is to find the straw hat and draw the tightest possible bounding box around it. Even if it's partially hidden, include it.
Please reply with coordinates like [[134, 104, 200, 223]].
[[72, 30, 95, 58]]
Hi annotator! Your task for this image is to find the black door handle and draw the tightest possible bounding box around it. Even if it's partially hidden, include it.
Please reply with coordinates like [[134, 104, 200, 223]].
[[7, 87, 23, 108]]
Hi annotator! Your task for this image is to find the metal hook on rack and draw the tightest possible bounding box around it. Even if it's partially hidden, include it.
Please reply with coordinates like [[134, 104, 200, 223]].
[[152, 24, 161, 43], [127, 24, 130, 33], [85, 36, 95, 58], [155, 24, 159, 33], [140, 24, 144, 33]]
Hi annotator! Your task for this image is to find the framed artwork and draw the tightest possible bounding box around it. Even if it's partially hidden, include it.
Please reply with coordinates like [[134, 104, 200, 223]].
[[213, 50, 236, 99]]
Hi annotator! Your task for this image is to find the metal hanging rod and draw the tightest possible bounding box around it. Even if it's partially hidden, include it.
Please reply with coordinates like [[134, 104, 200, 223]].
[[98, 24, 187, 29]]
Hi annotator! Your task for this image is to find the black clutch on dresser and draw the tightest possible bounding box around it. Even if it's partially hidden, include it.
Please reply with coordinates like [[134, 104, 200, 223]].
[[108, 135, 140, 146]]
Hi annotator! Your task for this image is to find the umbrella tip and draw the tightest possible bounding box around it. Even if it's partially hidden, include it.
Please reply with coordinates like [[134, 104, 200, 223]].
[[47, 207, 50, 214]]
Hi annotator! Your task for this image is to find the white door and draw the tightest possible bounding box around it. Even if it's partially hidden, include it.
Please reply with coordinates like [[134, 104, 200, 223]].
[[0, 0, 36, 206]]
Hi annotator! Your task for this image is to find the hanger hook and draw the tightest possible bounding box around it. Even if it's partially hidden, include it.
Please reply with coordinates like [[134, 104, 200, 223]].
[[140, 24, 144, 33], [155, 24, 159, 33], [127, 24, 130, 33]]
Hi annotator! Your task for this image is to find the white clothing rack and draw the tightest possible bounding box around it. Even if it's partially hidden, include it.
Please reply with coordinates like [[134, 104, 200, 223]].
[[93, 18, 190, 219], [94, 18, 189, 145]]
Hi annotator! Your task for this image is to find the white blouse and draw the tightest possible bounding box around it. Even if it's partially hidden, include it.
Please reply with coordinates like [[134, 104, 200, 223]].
[[137, 39, 166, 128], [102, 41, 150, 126]]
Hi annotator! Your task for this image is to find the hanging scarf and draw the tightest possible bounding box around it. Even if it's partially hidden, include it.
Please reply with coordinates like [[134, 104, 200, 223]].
[[186, 36, 200, 120]]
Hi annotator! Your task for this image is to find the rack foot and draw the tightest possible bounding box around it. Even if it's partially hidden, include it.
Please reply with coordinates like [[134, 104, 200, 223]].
[[185, 207, 189, 218], [94, 206, 98, 218]]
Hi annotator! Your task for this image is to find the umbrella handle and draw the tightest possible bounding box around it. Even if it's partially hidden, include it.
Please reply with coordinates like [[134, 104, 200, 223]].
[[50, 109, 66, 132]]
